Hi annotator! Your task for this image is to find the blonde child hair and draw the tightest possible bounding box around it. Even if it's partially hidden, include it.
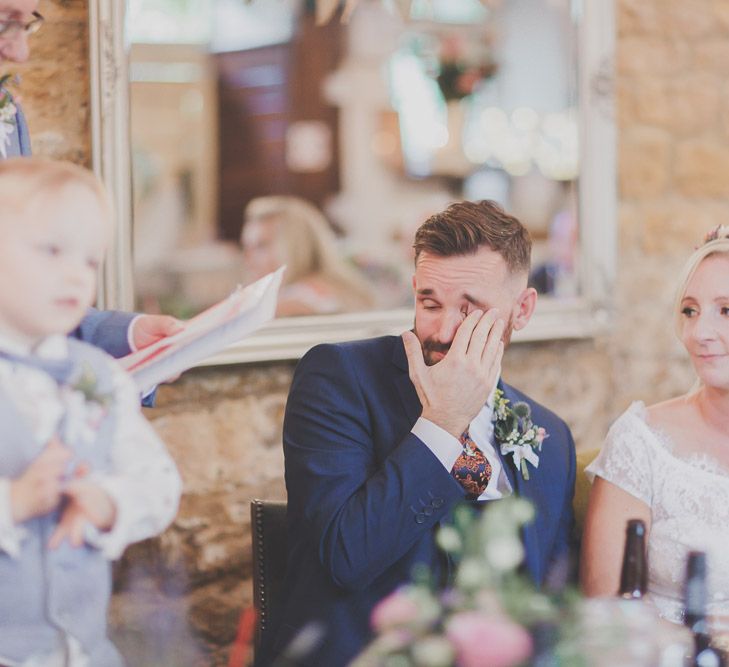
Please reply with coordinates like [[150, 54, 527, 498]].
[[0, 157, 111, 221]]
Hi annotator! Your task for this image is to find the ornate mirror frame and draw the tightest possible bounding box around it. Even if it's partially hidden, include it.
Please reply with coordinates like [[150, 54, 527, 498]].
[[89, 0, 616, 365]]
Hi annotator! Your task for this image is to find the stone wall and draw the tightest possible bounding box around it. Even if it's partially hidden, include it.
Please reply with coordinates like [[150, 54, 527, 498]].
[[24, 0, 729, 664], [20, 0, 90, 162], [111, 365, 293, 666]]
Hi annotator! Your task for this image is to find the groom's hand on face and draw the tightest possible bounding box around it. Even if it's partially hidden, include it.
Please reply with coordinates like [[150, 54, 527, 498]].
[[402, 309, 505, 439]]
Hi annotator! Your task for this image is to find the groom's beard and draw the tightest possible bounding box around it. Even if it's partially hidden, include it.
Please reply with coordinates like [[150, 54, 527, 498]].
[[419, 314, 514, 366]]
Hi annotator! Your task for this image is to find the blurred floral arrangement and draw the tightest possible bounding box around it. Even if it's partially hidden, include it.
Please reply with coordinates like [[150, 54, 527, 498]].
[[434, 34, 497, 102], [350, 497, 584, 667]]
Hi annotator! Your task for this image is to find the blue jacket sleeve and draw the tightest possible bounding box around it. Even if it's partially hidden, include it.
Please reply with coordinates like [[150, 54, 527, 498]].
[[15, 102, 31, 157], [71, 308, 136, 359], [283, 344, 465, 592]]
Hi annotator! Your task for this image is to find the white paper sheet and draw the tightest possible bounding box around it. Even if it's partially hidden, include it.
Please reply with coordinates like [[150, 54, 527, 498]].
[[118, 266, 284, 394]]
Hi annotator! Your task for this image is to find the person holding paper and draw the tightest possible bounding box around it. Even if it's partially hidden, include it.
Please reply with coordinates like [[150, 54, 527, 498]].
[[0, 157, 182, 666], [0, 0, 182, 367], [120, 266, 283, 395]]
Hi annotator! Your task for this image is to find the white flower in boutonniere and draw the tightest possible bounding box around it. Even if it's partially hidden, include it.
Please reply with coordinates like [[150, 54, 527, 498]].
[[0, 73, 18, 159], [60, 362, 112, 445], [492, 388, 548, 481]]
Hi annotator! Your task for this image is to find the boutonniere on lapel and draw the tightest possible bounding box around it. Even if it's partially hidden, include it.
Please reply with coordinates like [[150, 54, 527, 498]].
[[0, 73, 18, 159], [60, 362, 112, 445], [492, 389, 548, 481]]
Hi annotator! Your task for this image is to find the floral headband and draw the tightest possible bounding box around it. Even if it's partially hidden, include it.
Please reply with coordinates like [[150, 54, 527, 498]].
[[701, 224, 729, 246]]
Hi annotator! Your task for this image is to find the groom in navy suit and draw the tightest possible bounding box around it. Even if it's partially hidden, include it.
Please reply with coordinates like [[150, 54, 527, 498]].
[[266, 200, 576, 666]]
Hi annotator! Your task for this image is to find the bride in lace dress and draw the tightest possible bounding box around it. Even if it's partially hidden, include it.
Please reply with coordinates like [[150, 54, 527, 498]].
[[581, 227, 729, 631]]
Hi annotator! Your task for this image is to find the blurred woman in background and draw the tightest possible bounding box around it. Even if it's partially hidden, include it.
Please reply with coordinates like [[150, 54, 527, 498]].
[[241, 195, 374, 317]]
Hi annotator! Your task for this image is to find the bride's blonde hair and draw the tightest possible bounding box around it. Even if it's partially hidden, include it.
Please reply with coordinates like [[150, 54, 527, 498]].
[[243, 195, 374, 309], [673, 225, 729, 336]]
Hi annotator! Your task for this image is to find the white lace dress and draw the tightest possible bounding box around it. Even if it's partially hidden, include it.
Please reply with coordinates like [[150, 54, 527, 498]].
[[586, 401, 729, 628]]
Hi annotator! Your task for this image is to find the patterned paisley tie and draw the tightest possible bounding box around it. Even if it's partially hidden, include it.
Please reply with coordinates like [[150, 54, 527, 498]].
[[451, 430, 492, 500]]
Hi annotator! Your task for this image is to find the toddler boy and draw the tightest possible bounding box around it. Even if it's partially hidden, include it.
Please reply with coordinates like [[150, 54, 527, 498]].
[[0, 158, 181, 667]]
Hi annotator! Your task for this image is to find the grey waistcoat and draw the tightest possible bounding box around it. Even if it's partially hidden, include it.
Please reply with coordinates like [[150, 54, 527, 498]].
[[0, 339, 124, 666]]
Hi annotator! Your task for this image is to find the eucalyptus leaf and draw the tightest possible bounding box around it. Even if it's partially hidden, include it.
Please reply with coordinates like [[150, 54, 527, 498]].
[[512, 401, 531, 419]]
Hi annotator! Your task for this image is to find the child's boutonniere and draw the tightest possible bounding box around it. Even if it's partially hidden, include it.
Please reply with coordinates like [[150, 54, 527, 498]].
[[492, 388, 548, 481], [70, 362, 112, 407], [0, 73, 18, 159], [61, 362, 112, 445]]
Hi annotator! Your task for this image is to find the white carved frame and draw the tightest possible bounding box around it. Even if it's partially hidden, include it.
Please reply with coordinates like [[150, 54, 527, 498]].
[[89, 0, 616, 365]]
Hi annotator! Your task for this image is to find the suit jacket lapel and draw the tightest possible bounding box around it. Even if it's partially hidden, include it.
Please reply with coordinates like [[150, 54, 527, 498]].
[[498, 381, 545, 584], [391, 337, 422, 427]]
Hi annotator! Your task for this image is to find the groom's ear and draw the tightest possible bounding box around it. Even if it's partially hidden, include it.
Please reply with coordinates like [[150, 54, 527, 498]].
[[512, 286, 538, 331]]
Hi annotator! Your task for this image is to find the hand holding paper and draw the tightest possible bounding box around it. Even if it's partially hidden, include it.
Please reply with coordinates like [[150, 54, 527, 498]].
[[118, 267, 284, 395]]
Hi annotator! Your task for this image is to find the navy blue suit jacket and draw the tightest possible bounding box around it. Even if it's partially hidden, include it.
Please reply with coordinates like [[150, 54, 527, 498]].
[[265, 335, 575, 666], [7, 98, 31, 158], [71, 308, 135, 359]]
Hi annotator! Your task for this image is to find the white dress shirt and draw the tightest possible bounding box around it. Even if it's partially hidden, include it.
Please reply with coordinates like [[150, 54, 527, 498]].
[[411, 384, 513, 500]]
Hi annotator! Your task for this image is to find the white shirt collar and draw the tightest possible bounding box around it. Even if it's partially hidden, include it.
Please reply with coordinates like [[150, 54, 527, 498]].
[[0, 331, 69, 360]]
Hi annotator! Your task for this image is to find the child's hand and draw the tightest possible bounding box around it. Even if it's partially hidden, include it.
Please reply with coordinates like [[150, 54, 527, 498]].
[[9, 437, 72, 524], [48, 478, 117, 549], [131, 314, 184, 350]]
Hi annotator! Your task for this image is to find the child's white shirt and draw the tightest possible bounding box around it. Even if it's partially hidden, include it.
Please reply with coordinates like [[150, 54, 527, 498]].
[[0, 333, 182, 667]]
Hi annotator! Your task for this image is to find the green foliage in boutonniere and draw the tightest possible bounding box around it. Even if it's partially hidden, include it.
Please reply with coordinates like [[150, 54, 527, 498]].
[[492, 389, 548, 481], [60, 362, 113, 445], [0, 73, 18, 158], [0, 73, 14, 98], [71, 362, 113, 409]]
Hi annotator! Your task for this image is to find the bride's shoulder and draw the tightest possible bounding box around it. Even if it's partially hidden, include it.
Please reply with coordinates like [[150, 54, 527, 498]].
[[593, 401, 664, 475], [605, 400, 673, 452], [644, 396, 693, 432], [610, 400, 649, 428]]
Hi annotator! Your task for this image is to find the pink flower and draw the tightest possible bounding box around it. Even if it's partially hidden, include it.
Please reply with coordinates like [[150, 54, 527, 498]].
[[445, 612, 532, 667], [535, 427, 547, 445], [456, 69, 483, 95], [371, 589, 421, 632]]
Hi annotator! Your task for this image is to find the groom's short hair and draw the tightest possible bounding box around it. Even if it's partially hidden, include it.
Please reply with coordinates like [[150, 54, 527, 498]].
[[413, 200, 532, 274]]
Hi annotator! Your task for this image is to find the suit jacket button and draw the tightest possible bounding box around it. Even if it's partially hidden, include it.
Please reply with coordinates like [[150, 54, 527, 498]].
[[432, 498, 444, 508], [415, 513, 426, 524], [423, 506, 433, 517]]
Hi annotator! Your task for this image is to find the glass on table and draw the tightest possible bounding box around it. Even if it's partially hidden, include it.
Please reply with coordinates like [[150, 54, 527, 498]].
[[576, 597, 692, 667]]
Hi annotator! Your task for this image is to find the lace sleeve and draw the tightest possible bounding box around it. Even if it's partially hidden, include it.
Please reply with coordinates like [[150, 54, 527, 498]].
[[585, 403, 654, 506]]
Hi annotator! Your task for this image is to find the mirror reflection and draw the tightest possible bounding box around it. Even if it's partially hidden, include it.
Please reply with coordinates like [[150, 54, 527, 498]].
[[129, 0, 579, 319]]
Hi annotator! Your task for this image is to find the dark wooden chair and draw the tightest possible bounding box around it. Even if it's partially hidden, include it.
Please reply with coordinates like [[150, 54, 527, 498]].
[[250, 499, 288, 659]]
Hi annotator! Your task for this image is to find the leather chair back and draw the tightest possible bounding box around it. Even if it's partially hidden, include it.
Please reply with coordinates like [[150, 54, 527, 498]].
[[250, 499, 288, 657]]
